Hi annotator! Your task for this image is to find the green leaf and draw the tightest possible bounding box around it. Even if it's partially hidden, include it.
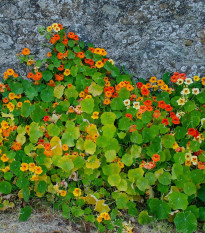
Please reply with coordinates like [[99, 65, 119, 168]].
[[158, 172, 172, 185], [29, 122, 43, 143], [0, 181, 12, 194], [121, 153, 133, 166], [25, 86, 38, 100], [56, 42, 65, 53], [38, 181, 47, 193], [54, 85, 65, 98], [68, 40, 75, 47], [174, 152, 186, 164], [174, 211, 197, 233], [101, 112, 116, 125], [104, 150, 116, 163], [128, 168, 144, 182], [73, 156, 85, 169], [119, 87, 130, 99], [21, 102, 33, 117], [175, 126, 186, 140], [88, 82, 103, 97], [189, 141, 200, 152], [190, 170, 204, 184], [61, 121, 80, 147], [183, 182, 196, 196], [130, 131, 143, 144], [184, 101, 195, 112], [148, 198, 171, 220], [16, 177, 29, 189], [198, 184, 205, 202], [58, 157, 74, 172], [168, 192, 188, 210], [23, 188, 30, 202], [4, 172, 13, 181], [47, 124, 60, 137], [42, 70, 53, 81], [81, 98, 94, 114], [84, 139, 96, 154], [19, 206, 32, 221], [162, 134, 175, 148], [110, 97, 125, 110], [64, 86, 78, 99], [108, 174, 121, 186], [40, 86, 54, 102], [196, 92, 205, 103], [30, 104, 46, 123], [138, 211, 153, 225]]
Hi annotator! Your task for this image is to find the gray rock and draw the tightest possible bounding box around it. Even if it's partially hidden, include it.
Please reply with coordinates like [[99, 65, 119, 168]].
[[0, 0, 204, 79]]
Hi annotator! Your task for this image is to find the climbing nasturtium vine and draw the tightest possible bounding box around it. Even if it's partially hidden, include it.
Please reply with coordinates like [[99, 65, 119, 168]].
[[0, 23, 205, 233]]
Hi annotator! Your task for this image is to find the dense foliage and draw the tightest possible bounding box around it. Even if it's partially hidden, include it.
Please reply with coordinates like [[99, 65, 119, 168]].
[[0, 23, 205, 232]]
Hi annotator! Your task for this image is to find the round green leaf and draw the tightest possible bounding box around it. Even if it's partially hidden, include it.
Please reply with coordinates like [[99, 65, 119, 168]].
[[168, 192, 188, 210], [0, 181, 12, 194]]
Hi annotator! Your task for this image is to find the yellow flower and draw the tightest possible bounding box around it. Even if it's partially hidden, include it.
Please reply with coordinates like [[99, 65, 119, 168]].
[[185, 160, 191, 166], [173, 142, 179, 150], [62, 144, 69, 151], [24, 100, 31, 103], [30, 175, 39, 181], [136, 112, 142, 119], [7, 69, 14, 76], [85, 95, 92, 99], [8, 93, 16, 100], [15, 94, 22, 99], [60, 190, 67, 197], [73, 188, 81, 197], [35, 166, 43, 175], [52, 23, 58, 29], [100, 212, 110, 220], [101, 49, 107, 56], [53, 26, 60, 32], [47, 26, 52, 32], [108, 59, 114, 65], [1, 120, 9, 130], [157, 80, 164, 86], [20, 163, 29, 172], [94, 48, 102, 54], [79, 91, 85, 98], [152, 85, 158, 91], [1, 166, 10, 173], [25, 125, 30, 134], [91, 112, 99, 119], [149, 76, 157, 83], [1, 154, 9, 162], [97, 216, 103, 222], [117, 161, 124, 168], [193, 76, 200, 81], [7, 102, 15, 111], [17, 102, 23, 108], [64, 69, 71, 76], [161, 84, 168, 91], [95, 61, 104, 68], [29, 163, 36, 172]]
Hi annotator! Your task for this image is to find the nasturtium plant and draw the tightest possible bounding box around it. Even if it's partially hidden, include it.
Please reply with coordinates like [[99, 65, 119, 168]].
[[0, 23, 204, 233]]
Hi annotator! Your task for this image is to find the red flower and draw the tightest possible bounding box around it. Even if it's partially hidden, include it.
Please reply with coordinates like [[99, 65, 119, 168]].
[[170, 112, 176, 118], [158, 100, 166, 109], [162, 118, 169, 126], [153, 110, 161, 118], [44, 116, 49, 122], [172, 116, 180, 124], [188, 128, 199, 138], [152, 154, 160, 162], [144, 100, 152, 106], [165, 104, 173, 112], [137, 82, 143, 89], [125, 113, 132, 120], [141, 88, 150, 96]]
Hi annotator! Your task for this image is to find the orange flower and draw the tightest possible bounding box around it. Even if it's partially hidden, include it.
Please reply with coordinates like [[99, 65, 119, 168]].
[[77, 52, 85, 59], [139, 105, 147, 113], [7, 69, 14, 76], [103, 98, 110, 105], [3, 97, 9, 103], [47, 52, 52, 57], [153, 110, 161, 118], [152, 154, 160, 162], [22, 48, 30, 55], [105, 91, 112, 98], [27, 72, 34, 79], [141, 88, 150, 96], [57, 52, 64, 59]]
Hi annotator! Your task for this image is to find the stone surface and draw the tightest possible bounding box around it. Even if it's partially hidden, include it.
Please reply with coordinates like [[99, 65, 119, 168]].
[[0, 0, 205, 79]]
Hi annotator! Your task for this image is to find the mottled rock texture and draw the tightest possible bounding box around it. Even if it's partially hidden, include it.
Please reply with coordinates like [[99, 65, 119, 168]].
[[0, 0, 205, 79]]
